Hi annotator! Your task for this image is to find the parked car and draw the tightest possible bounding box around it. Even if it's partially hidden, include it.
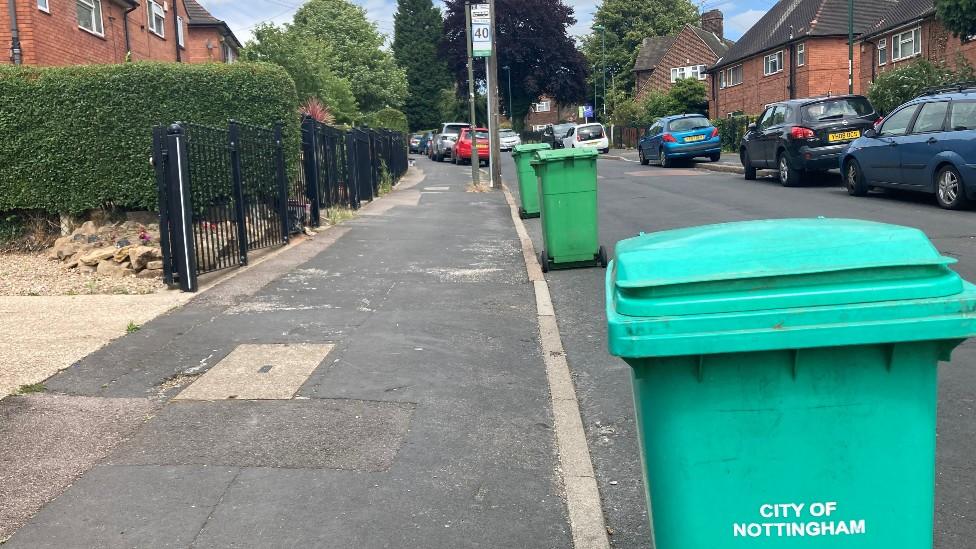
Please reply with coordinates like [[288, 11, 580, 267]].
[[409, 133, 423, 154], [454, 127, 490, 166], [740, 95, 879, 186], [638, 114, 721, 167], [499, 129, 521, 151], [561, 123, 609, 153], [841, 86, 976, 209], [432, 122, 471, 162], [541, 123, 575, 149]]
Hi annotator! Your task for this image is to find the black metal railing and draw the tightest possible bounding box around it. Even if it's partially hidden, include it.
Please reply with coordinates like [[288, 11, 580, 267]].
[[155, 118, 409, 291]]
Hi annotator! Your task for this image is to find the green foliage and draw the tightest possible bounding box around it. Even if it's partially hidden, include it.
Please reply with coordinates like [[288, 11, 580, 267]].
[[16, 383, 45, 394], [243, 23, 359, 124], [437, 87, 487, 125], [441, 0, 589, 132], [393, 0, 453, 131], [583, 0, 699, 93], [0, 213, 25, 246], [867, 59, 974, 114], [610, 79, 708, 126], [666, 78, 709, 115], [292, 0, 408, 113], [0, 62, 300, 214], [936, 0, 976, 39], [367, 108, 410, 133], [126, 321, 141, 334], [713, 115, 755, 152]]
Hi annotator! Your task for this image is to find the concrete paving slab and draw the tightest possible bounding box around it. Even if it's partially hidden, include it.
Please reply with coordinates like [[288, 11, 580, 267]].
[[110, 399, 414, 471], [0, 394, 155, 542], [174, 343, 334, 400], [3, 465, 238, 549]]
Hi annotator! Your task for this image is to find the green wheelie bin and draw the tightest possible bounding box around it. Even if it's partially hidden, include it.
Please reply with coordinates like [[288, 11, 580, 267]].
[[512, 143, 551, 219], [531, 147, 606, 272], [605, 218, 976, 549]]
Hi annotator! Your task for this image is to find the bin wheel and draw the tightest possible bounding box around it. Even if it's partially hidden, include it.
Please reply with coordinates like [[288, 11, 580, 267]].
[[518, 207, 528, 219], [597, 246, 608, 268], [539, 250, 550, 273]]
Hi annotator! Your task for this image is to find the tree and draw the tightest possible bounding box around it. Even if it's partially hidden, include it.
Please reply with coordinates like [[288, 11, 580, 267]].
[[666, 78, 708, 115], [367, 108, 410, 133], [441, 0, 588, 131], [611, 78, 708, 126], [582, 0, 699, 93], [936, 0, 976, 38], [866, 59, 974, 114], [291, 0, 408, 113], [436, 86, 487, 125], [243, 24, 359, 123], [393, 0, 453, 131]]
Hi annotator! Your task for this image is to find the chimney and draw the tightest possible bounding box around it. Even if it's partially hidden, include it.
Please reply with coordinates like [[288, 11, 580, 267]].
[[701, 9, 724, 40]]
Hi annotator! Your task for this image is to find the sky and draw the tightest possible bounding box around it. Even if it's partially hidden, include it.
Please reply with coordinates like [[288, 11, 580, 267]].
[[205, 0, 769, 46]]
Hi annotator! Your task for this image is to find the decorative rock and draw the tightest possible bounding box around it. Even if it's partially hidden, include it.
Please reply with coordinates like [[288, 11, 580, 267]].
[[77, 263, 96, 274], [146, 260, 164, 270], [77, 221, 97, 236], [87, 235, 100, 244], [66, 258, 80, 269], [72, 233, 86, 242], [80, 248, 116, 266], [136, 268, 163, 279], [116, 238, 131, 248], [97, 259, 132, 277], [57, 243, 80, 260], [129, 246, 157, 270], [113, 246, 133, 263]]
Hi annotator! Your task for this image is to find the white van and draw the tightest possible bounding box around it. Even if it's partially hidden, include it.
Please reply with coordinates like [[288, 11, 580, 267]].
[[562, 123, 609, 153]]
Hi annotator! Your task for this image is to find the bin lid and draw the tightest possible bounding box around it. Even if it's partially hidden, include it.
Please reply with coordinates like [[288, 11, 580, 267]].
[[607, 218, 976, 357], [531, 147, 598, 164], [612, 218, 960, 317], [513, 143, 551, 156]]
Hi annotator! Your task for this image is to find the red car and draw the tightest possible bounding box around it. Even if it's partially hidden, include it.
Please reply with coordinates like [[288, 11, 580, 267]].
[[453, 127, 490, 166]]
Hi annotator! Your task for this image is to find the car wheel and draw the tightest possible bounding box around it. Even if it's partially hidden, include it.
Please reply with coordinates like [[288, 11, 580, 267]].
[[639, 148, 649, 166], [936, 165, 970, 210], [710, 152, 722, 162], [741, 149, 756, 180], [659, 147, 671, 168], [778, 153, 802, 187], [845, 160, 868, 196]]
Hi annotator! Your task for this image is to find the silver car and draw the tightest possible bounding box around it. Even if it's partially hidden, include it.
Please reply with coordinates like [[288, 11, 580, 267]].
[[499, 129, 521, 151], [432, 122, 471, 162]]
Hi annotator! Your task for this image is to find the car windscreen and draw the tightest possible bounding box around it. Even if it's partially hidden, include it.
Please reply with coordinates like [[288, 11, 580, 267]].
[[443, 125, 469, 135], [802, 97, 874, 122], [668, 117, 710, 132], [577, 125, 604, 140], [553, 124, 574, 136], [473, 131, 489, 139], [499, 130, 517, 137]]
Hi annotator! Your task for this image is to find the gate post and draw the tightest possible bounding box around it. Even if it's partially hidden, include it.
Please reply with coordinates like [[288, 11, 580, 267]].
[[228, 121, 249, 266], [165, 123, 198, 292], [273, 122, 290, 243], [302, 117, 322, 227], [152, 125, 175, 286], [346, 129, 361, 209]]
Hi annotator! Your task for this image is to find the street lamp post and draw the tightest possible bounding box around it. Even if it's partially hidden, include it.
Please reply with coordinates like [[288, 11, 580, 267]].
[[592, 64, 598, 124], [593, 24, 607, 118], [502, 65, 513, 119], [847, 0, 854, 94]]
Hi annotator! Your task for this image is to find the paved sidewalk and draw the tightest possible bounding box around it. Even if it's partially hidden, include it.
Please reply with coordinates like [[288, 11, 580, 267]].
[[1, 161, 580, 547]]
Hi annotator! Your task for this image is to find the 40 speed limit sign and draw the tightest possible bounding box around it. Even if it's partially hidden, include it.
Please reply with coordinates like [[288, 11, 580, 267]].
[[471, 4, 491, 57]]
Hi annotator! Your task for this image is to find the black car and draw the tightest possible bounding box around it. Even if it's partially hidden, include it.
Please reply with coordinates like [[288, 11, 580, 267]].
[[740, 95, 879, 186], [540, 123, 575, 149]]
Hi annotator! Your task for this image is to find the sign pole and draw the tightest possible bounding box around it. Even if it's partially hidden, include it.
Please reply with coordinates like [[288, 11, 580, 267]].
[[465, 2, 480, 186], [487, 0, 502, 189]]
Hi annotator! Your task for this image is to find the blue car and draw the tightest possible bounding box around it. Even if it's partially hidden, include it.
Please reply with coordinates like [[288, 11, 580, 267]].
[[638, 114, 722, 168], [841, 85, 976, 209]]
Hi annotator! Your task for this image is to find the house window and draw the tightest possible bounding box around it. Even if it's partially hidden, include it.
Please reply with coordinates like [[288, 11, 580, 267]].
[[148, 0, 166, 37], [176, 16, 185, 47], [878, 38, 887, 65], [796, 43, 805, 66], [38, 0, 49, 12], [892, 27, 921, 61], [670, 65, 708, 83], [724, 64, 743, 87], [76, 0, 103, 35], [534, 101, 551, 113], [764, 51, 784, 75], [223, 43, 237, 63], [720, 70, 726, 88]]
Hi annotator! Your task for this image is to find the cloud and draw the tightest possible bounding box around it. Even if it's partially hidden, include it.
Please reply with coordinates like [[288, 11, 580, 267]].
[[726, 9, 767, 36]]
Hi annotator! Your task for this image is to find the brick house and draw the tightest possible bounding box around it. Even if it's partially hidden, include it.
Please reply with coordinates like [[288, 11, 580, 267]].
[[707, 0, 900, 117], [858, 0, 976, 103], [2, 0, 239, 66], [524, 96, 581, 131], [633, 9, 734, 106]]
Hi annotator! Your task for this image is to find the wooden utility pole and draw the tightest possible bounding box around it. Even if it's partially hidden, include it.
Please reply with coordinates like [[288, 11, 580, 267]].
[[487, 0, 502, 188], [465, 2, 480, 186]]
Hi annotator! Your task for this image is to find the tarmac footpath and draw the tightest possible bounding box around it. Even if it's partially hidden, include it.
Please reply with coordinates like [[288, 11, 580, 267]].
[[1, 159, 606, 548]]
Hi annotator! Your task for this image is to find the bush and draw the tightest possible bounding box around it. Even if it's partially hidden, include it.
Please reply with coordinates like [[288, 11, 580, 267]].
[[713, 115, 755, 152], [0, 62, 300, 215], [867, 59, 974, 114], [367, 107, 409, 133]]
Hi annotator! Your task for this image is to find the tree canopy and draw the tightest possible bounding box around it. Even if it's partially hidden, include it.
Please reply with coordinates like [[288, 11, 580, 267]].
[[936, 0, 976, 38], [582, 0, 699, 94], [393, 0, 453, 131], [440, 0, 588, 131], [291, 0, 408, 113], [243, 23, 359, 124]]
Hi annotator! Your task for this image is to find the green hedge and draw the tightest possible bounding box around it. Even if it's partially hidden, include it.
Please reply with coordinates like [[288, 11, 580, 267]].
[[0, 62, 300, 214], [712, 115, 756, 153]]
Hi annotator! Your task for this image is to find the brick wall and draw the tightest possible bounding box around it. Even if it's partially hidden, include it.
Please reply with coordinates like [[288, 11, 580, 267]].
[[859, 18, 976, 100], [636, 26, 720, 107], [524, 96, 581, 130], [185, 27, 229, 63], [713, 36, 862, 117]]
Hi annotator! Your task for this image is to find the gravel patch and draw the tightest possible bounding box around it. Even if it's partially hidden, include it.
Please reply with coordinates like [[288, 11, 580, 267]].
[[0, 252, 164, 296]]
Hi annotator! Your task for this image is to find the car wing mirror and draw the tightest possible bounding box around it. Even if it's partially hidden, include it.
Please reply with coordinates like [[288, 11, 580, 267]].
[[747, 123, 757, 132], [862, 128, 877, 138]]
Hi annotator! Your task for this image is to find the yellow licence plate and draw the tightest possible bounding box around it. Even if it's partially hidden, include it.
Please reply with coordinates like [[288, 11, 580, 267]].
[[684, 135, 706, 142], [828, 130, 861, 142]]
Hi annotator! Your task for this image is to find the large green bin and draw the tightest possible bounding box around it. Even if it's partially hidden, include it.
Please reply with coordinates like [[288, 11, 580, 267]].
[[605, 218, 976, 548], [512, 143, 551, 219], [531, 147, 606, 271]]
